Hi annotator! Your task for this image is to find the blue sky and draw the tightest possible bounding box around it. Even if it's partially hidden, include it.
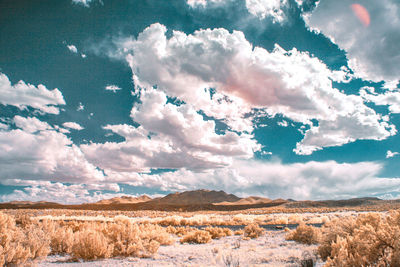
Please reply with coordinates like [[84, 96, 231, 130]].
[[1, 0, 400, 203]]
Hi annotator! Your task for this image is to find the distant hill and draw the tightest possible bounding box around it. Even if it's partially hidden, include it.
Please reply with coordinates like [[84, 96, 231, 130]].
[[95, 195, 151, 205], [1, 191, 398, 212], [214, 196, 272, 205], [148, 189, 240, 205]]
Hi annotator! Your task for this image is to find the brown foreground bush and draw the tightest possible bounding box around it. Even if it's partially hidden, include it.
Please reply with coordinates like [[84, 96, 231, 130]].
[[244, 223, 265, 239], [286, 211, 400, 266], [0, 212, 50, 266], [321, 211, 400, 266], [286, 222, 320, 245], [180, 230, 212, 244], [0, 211, 174, 264]]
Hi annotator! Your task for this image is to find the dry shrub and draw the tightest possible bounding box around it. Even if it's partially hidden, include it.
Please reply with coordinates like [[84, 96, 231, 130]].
[[286, 223, 320, 245], [317, 215, 358, 260], [0, 212, 50, 266], [166, 225, 195, 237], [81, 219, 173, 259], [244, 223, 265, 239], [0, 211, 175, 263], [234, 229, 244, 235], [41, 219, 74, 255], [71, 228, 113, 260], [320, 211, 400, 266], [204, 227, 233, 239], [180, 230, 212, 244]]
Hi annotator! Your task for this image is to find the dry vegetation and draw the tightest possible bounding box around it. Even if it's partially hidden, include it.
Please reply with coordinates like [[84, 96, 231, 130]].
[[0, 211, 174, 265], [286, 210, 400, 266], [243, 223, 265, 239], [2, 207, 400, 266]]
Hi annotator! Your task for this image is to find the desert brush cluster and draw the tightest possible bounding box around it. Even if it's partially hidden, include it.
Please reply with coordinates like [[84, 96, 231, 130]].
[[0, 211, 174, 265], [1, 208, 400, 266], [286, 210, 400, 266]]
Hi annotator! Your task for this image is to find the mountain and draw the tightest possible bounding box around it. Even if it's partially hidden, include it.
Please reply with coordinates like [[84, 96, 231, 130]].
[[214, 196, 272, 205], [148, 189, 240, 205], [95, 195, 151, 205]]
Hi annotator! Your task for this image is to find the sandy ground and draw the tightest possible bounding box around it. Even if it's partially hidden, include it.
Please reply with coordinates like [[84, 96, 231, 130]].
[[40, 231, 324, 267]]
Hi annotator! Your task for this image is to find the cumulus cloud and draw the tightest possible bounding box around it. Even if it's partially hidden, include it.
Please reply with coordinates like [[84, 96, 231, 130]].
[[81, 88, 260, 172], [67, 44, 78, 53], [186, 0, 225, 7], [386, 150, 399, 159], [14, 116, 52, 133], [105, 84, 122, 93], [187, 0, 288, 22], [106, 159, 400, 200], [0, 72, 65, 114], [0, 116, 104, 183], [117, 23, 394, 154], [245, 0, 287, 22], [62, 122, 84, 131], [0, 180, 122, 204], [304, 0, 400, 84], [361, 86, 400, 114], [71, 0, 93, 7]]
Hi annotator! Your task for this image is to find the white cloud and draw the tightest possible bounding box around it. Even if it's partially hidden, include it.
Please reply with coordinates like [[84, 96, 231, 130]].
[[186, 0, 224, 7], [186, 0, 288, 22], [304, 0, 400, 84], [106, 159, 400, 200], [81, 88, 260, 172], [71, 0, 93, 7], [0, 116, 104, 183], [62, 122, 84, 131], [77, 102, 85, 111], [14, 116, 52, 133], [277, 120, 288, 127], [117, 23, 394, 154], [361, 86, 400, 114], [67, 44, 78, 53], [105, 85, 122, 93], [245, 0, 287, 22], [0, 72, 65, 114], [0, 181, 122, 204], [386, 150, 399, 159], [0, 123, 8, 130]]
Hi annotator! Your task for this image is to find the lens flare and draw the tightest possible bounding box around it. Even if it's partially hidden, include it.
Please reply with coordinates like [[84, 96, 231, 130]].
[[351, 3, 370, 27]]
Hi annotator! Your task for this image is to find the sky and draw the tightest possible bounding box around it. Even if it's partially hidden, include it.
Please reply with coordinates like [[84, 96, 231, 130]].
[[1, 0, 400, 203]]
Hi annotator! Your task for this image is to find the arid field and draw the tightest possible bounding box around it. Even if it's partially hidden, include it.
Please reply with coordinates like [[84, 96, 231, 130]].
[[1, 205, 400, 266]]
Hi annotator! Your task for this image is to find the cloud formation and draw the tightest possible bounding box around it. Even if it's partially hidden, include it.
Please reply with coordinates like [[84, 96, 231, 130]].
[[386, 150, 399, 159], [81, 88, 260, 172], [71, 0, 93, 7], [0, 116, 104, 183], [0, 180, 122, 204], [105, 85, 122, 93], [0, 73, 65, 114], [304, 0, 400, 85], [187, 0, 288, 22], [118, 23, 394, 154], [62, 122, 84, 131], [67, 44, 78, 53], [109, 160, 400, 201]]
